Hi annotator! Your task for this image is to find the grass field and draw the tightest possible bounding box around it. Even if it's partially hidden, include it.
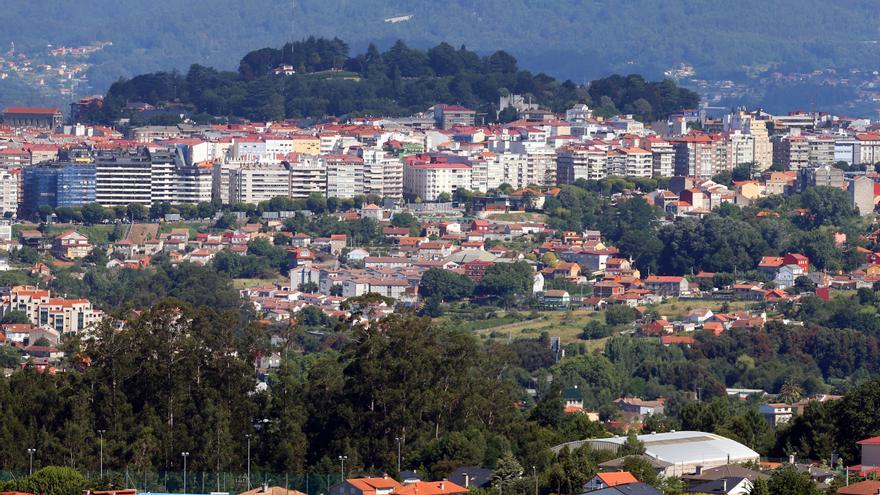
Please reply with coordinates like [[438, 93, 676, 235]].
[[13, 223, 116, 244], [458, 310, 604, 346], [486, 212, 549, 222], [649, 299, 757, 320], [233, 278, 286, 289], [158, 221, 207, 237]]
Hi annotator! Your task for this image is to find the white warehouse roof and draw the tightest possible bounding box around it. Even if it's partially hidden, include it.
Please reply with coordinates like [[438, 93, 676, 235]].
[[552, 431, 760, 466]]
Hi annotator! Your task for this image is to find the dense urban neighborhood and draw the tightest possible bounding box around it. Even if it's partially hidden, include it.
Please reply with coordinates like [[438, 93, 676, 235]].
[[2, 35, 880, 495]]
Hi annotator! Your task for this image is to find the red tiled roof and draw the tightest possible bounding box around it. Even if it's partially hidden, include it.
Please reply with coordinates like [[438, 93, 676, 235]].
[[596, 472, 639, 487], [4, 107, 60, 115]]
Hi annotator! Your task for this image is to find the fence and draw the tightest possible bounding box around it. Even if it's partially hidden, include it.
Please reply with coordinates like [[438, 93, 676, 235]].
[[0, 470, 344, 495]]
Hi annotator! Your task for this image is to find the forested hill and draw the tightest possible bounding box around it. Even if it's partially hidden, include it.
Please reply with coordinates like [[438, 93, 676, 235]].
[[4, 0, 880, 87], [88, 39, 699, 123]]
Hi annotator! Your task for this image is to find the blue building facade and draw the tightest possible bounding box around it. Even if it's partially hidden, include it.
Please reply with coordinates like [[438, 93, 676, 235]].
[[22, 163, 96, 213], [57, 164, 96, 208]]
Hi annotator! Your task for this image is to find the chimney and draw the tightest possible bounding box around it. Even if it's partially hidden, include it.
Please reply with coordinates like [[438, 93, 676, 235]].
[[788, 454, 795, 465], [440, 480, 446, 491], [722, 479, 727, 492], [695, 465, 703, 476], [262, 484, 269, 493], [464, 474, 470, 488]]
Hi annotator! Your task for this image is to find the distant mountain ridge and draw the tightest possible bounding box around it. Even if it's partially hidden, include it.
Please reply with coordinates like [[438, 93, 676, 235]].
[[2, 0, 879, 89]]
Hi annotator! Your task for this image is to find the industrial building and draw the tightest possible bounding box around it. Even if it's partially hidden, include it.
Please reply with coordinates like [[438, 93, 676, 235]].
[[551, 431, 760, 477]]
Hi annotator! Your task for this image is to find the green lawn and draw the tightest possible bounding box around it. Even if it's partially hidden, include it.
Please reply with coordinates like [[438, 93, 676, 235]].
[[13, 224, 116, 244], [158, 221, 208, 237], [649, 299, 757, 320], [486, 212, 549, 222], [233, 278, 286, 289], [461, 310, 604, 346]]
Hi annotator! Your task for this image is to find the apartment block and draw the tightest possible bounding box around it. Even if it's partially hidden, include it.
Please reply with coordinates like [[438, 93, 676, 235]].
[[556, 146, 607, 183], [229, 163, 291, 204], [403, 156, 472, 201]]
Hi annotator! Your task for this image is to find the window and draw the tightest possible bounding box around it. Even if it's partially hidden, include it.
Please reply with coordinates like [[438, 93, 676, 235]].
[[40, 308, 48, 326], [54, 315, 64, 333]]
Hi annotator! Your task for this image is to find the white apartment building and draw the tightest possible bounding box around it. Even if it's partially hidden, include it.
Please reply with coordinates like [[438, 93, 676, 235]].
[[854, 133, 880, 165], [149, 148, 177, 204], [289, 156, 326, 199], [174, 165, 214, 204], [229, 163, 291, 204], [619, 147, 653, 177], [0, 169, 18, 215], [4, 286, 101, 335], [324, 154, 366, 199], [556, 146, 607, 183], [808, 136, 835, 166], [645, 137, 675, 178], [726, 111, 772, 170], [728, 132, 755, 168], [231, 138, 267, 161], [403, 161, 472, 201], [360, 149, 404, 199], [94, 151, 154, 206]]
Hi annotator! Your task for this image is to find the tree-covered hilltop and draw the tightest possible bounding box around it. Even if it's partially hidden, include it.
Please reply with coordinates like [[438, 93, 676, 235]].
[[86, 38, 698, 123]]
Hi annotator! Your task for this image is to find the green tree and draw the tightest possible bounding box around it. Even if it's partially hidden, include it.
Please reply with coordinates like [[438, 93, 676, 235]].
[[766, 466, 819, 495], [619, 431, 646, 456], [15, 467, 87, 495], [620, 456, 657, 486], [475, 261, 534, 301], [419, 268, 475, 302], [605, 305, 637, 326], [0, 310, 30, 324], [750, 477, 769, 495]]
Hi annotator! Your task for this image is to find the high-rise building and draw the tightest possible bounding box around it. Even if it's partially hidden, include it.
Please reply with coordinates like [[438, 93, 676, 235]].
[[556, 146, 607, 183], [671, 134, 718, 178], [94, 148, 154, 206], [403, 155, 472, 201], [228, 163, 291, 204], [772, 135, 810, 171], [644, 137, 675, 178], [0, 169, 18, 216], [288, 156, 326, 199], [22, 163, 96, 214]]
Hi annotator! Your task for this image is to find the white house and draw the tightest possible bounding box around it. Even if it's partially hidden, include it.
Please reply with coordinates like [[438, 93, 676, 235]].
[[773, 264, 805, 289]]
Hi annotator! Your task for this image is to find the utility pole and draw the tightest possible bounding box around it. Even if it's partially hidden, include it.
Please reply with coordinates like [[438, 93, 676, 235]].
[[27, 448, 36, 476], [182, 452, 190, 494], [98, 429, 106, 479], [246, 434, 252, 489]]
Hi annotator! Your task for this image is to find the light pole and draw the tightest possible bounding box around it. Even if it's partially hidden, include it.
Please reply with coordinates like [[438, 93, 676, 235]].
[[394, 437, 402, 474], [338, 455, 348, 481], [182, 452, 190, 494], [26, 448, 35, 475], [533, 466, 537, 495], [245, 434, 252, 489], [98, 429, 106, 479]]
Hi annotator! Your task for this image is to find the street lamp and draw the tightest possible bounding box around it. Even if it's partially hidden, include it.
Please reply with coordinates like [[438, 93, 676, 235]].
[[26, 448, 35, 475], [533, 466, 537, 495], [338, 455, 348, 481], [181, 452, 190, 494], [97, 429, 106, 479], [394, 438, 402, 474]]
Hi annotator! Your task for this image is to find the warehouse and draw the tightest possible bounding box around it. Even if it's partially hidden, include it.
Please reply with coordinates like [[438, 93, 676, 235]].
[[552, 431, 760, 477]]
